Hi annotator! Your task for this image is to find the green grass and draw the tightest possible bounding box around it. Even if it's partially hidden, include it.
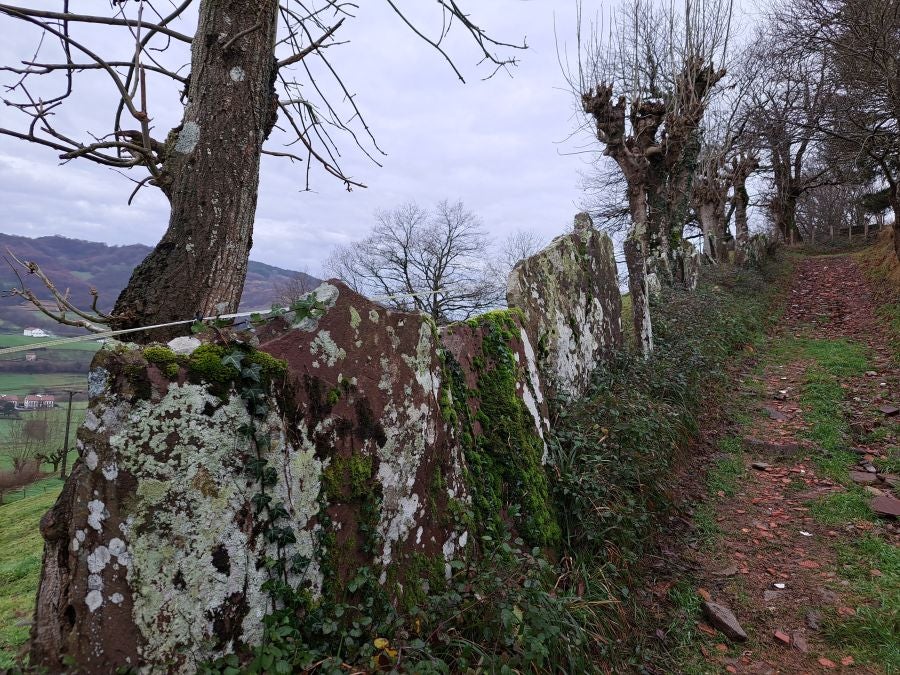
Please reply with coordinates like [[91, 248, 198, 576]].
[[0, 334, 100, 352], [661, 580, 716, 674], [768, 337, 870, 377], [0, 474, 70, 507], [809, 488, 873, 525], [821, 535, 900, 671], [707, 436, 746, 498], [0, 373, 88, 395], [0, 403, 87, 473], [0, 488, 59, 669], [768, 337, 870, 483]]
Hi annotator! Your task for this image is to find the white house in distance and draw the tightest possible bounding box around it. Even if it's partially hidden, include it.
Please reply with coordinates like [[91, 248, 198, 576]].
[[23, 327, 50, 338], [23, 394, 55, 409]]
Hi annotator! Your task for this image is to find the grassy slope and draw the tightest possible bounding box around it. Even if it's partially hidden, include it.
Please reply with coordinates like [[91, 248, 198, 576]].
[[0, 373, 87, 395], [0, 488, 58, 669], [0, 334, 100, 352], [856, 228, 900, 352]]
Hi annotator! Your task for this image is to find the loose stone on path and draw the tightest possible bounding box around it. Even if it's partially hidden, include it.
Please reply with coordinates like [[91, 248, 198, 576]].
[[701, 601, 748, 642]]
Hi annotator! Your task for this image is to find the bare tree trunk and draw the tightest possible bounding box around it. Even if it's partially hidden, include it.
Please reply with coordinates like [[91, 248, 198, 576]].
[[733, 186, 750, 263], [891, 187, 900, 260], [623, 236, 652, 358], [698, 203, 721, 263], [112, 1, 279, 338]]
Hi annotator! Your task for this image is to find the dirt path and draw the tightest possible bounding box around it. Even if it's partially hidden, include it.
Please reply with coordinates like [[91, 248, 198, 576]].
[[656, 255, 899, 674]]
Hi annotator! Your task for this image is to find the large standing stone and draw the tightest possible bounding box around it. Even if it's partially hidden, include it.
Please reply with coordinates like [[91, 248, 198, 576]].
[[30, 282, 472, 673], [676, 240, 701, 291], [440, 310, 559, 546], [506, 216, 622, 399]]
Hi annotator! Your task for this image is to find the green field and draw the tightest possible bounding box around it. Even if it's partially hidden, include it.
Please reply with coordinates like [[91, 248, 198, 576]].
[[0, 487, 59, 669], [0, 334, 101, 352], [0, 403, 87, 469], [0, 373, 87, 395]]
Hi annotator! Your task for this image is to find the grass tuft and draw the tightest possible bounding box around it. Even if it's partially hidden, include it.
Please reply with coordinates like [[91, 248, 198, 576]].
[[0, 488, 59, 669]]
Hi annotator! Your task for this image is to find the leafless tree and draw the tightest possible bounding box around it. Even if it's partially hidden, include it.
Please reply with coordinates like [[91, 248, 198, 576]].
[[4, 416, 42, 473], [273, 268, 318, 307], [326, 200, 501, 323], [501, 229, 545, 277], [773, 0, 900, 259], [568, 0, 734, 356], [744, 38, 835, 245], [0, 1, 524, 338]]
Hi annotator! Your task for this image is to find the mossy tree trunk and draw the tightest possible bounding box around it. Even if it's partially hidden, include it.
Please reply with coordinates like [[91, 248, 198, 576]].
[[112, 0, 279, 338]]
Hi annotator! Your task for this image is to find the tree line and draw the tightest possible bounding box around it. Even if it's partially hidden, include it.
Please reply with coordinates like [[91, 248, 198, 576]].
[[573, 0, 899, 355], [0, 0, 896, 348]]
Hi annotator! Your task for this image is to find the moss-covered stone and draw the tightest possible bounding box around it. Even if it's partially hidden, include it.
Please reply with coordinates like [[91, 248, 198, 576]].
[[187, 344, 239, 383], [322, 453, 375, 502], [443, 310, 560, 548]]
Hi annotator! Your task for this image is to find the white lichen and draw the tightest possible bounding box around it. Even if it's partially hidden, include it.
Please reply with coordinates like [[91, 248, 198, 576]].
[[174, 121, 201, 154], [85, 590, 103, 613], [310, 330, 346, 367], [87, 500, 107, 531]]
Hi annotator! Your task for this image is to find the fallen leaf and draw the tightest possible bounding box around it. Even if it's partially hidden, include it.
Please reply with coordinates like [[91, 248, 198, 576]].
[[818, 657, 836, 669], [841, 656, 854, 666], [697, 623, 716, 637]]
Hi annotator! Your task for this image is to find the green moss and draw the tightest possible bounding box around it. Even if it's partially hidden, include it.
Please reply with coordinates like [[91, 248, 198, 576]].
[[399, 552, 447, 611], [187, 344, 239, 383], [143, 346, 183, 379], [445, 310, 560, 548], [184, 345, 287, 386], [123, 358, 153, 399], [247, 350, 288, 379], [326, 387, 341, 406], [322, 453, 374, 502]]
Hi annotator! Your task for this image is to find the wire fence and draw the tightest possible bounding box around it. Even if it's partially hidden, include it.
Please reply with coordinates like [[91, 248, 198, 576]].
[[0, 475, 63, 506]]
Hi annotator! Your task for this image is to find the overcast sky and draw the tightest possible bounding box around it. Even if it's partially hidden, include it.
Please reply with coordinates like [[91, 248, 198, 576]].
[[0, 2, 610, 276]]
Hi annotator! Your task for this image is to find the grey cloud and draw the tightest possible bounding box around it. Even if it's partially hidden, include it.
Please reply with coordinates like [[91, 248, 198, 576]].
[[0, 2, 591, 275]]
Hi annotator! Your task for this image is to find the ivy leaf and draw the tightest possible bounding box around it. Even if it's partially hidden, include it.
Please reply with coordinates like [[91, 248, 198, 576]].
[[242, 363, 263, 383], [251, 492, 272, 514], [221, 350, 244, 371]]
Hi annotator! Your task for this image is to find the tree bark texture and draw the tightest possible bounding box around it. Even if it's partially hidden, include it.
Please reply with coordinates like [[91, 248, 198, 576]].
[[733, 182, 750, 264], [623, 235, 653, 358], [891, 187, 900, 260], [112, 1, 279, 338]]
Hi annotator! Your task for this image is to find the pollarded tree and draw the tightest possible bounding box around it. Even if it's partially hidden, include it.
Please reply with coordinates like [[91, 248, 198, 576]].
[[0, 1, 523, 337], [326, 200, 501, 324], [571, 0, 733, 356]]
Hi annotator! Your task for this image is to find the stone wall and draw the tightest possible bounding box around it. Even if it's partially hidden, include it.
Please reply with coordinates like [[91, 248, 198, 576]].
[[29, 219, 625, 672], [506, 217, 623, 399]]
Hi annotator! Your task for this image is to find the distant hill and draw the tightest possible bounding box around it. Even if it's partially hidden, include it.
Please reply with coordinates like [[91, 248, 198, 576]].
[[0, 234, 320, 336]]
